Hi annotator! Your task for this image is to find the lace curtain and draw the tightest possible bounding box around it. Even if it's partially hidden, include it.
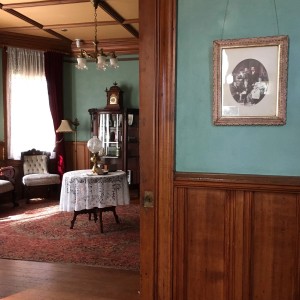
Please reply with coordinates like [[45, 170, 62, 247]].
[[7, 47, 56, 159]]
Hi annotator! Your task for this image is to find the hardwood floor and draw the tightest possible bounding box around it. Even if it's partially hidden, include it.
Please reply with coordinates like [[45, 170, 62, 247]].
[[0, 188, 141, 299], [0, 259, 140, 299]]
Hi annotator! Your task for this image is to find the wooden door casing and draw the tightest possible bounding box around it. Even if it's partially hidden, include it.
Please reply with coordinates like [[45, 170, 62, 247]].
[[139, 0, 176, 298]]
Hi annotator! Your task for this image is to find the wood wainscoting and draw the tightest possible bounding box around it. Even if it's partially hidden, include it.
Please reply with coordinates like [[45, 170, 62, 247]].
[[0, 141, 5, 161], [173, 172, 300, 300], [64, 141, 90, 171]]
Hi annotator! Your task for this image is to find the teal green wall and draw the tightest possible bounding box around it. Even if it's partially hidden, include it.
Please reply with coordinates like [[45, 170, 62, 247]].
[[176, 0, 300, 176], [63, 57, 139, 142], [0, 48, 4, 141]]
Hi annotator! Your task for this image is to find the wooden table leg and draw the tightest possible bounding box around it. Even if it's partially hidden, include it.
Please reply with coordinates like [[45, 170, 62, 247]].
[[112, 206, 120, 224], [70, 208, 98, 229], [99, 206, 120, 233]]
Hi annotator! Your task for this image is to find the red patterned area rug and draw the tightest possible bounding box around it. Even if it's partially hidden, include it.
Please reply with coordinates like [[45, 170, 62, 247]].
[[0, 199, 140, 271]]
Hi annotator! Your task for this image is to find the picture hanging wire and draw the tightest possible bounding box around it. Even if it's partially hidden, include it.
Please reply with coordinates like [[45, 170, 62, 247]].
[[273, 0, 280, 35], [221, 0, 280, 39], [221, 0, 230, 40]]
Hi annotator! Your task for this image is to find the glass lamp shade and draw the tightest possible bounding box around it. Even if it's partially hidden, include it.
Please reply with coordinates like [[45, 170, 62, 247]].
[[97, 55, 108, 71], [87, 136, 103, 153], [76, 57, 88, 70], [110, 56, 119, 69]]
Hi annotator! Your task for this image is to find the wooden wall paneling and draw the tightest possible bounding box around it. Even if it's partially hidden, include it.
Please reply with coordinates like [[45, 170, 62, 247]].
[[174, 173, 300, 300], [65, 141, 89, 171], [241, 191, 252, 300], [225, 190, 239, 300], [174, 187, 229, 299], [186, 188, 227, 300], [297, 194, 300, 300], [173, 186, 186, 300], [0, 141, 4, 161], [250, 192, 300, 300], [76, 141, 90, 170]]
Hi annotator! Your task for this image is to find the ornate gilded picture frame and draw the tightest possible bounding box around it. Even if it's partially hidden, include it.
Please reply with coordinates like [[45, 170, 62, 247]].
[[213, 35, 289, 125]]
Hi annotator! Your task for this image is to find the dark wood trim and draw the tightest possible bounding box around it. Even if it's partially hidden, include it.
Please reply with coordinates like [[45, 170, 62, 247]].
[[0, 21, 125, 31], [175, 172, 300, 192], [2, 47, 7, 161], [2, 8, 72, 43], [0, 141, 4, 161], [139, 0, 157, 296], [0, 32, 137, 55], [71, 38, 139, 56], [43, 19, 139, 30], [1, 0, 89, 9], [97, 1, 139, 39], [155, 0, 176, 299], [0, 32, 71, 54], [139, 0, 176, 298]]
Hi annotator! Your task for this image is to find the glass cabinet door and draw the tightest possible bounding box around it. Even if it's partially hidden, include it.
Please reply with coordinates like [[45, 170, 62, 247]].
[[98, 113, 123, 158]]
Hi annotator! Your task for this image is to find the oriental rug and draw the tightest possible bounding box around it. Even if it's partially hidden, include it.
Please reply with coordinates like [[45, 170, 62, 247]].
[[0, 199, 140, 271]]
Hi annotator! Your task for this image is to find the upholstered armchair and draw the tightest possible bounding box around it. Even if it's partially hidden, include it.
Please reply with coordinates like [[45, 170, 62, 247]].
[[21, 149, 61, 203], [0, 166, 18, 207]]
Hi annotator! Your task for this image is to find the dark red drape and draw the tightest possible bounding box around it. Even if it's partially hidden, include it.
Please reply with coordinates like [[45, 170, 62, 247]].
[[44, 51, 66, 177]]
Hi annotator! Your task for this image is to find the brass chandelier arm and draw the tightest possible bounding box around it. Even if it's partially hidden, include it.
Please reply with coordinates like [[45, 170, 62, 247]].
[[75, 0, 120, 70]]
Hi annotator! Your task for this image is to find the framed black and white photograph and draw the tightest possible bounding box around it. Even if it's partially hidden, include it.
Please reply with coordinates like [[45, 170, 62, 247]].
[[213, 35, 288, 125]]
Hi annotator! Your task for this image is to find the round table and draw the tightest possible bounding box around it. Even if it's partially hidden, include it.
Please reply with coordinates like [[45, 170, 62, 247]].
[[59, 170, 130, 232]]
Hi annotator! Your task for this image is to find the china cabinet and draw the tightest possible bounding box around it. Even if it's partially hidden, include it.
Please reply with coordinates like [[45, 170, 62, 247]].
[[88, 84, 139, 191]]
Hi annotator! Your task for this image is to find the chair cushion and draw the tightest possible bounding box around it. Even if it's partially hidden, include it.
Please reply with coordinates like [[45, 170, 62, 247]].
[[0, 180, 14, 193], [23, 155, 48, 175], [22, 174, 60, 187]]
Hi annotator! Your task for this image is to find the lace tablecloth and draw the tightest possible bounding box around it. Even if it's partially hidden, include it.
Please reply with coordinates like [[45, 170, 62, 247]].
[[59, 170, 130, 212]]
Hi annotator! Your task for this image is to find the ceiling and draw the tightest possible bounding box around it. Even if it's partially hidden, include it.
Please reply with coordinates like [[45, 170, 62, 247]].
[[0, 0, 139, 56]]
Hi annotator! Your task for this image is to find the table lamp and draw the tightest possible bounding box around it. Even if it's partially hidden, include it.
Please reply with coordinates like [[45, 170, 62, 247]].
[[87, 136, 104, 174]]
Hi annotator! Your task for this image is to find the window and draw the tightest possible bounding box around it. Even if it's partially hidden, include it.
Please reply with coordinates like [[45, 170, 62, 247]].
[[7, 47, 55, 159]]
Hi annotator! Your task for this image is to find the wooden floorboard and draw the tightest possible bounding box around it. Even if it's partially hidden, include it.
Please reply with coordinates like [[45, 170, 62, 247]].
[[0, 259, 140, 299], [0, 190, 141, 299]]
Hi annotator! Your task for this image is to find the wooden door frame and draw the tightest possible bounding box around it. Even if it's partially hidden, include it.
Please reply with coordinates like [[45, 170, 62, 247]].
[[139, 0, 176, 298]]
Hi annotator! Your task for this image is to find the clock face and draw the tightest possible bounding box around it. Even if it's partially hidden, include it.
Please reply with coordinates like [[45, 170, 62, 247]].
[[109, 94, 118, 105]]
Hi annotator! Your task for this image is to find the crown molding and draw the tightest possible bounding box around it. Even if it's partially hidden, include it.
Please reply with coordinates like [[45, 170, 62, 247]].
[[0, 31, 71, 54]]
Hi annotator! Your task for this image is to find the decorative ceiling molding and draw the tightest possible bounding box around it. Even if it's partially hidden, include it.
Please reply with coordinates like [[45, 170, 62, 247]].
[[71, 38, 139, 56], [0, 31, 71, 54], [1, 0, 90, 9], [97, 1, 139, 39], [0, 0, 139, 55]]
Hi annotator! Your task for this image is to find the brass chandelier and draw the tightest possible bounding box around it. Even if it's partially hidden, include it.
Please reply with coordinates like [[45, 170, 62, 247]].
[[75, 0, 119, 71]]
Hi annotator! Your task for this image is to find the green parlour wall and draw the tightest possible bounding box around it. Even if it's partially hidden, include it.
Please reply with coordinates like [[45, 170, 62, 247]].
[[176, 0, 300, 176], [63, 57, 139, 142]]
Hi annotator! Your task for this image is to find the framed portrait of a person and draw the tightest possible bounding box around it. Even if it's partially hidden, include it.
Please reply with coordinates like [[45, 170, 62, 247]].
[[213, 35, 288, 125]]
